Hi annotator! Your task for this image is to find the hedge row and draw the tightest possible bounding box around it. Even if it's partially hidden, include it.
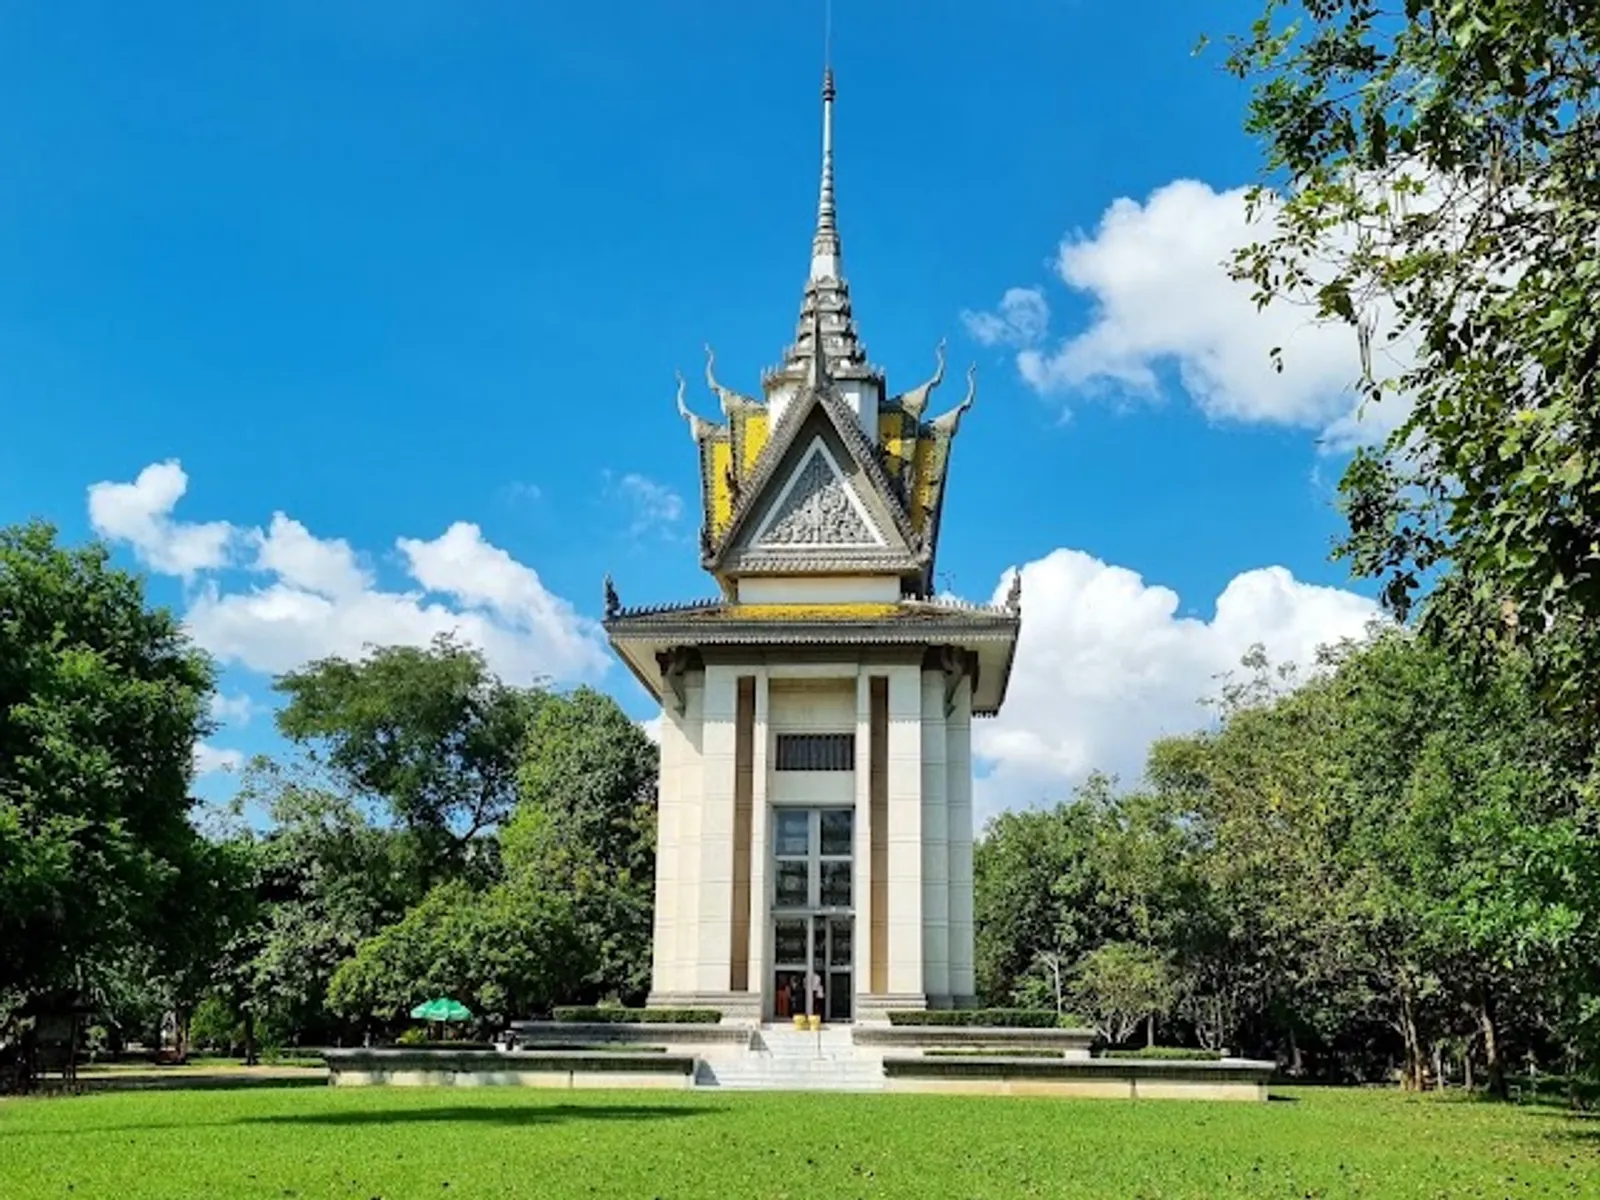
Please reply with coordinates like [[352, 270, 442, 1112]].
[[924, 1047, 1063, 1059], [550, 1007, 722, 1025], [885, 1009, 1084, 1029], [1102, 1046, 1223, 1061]]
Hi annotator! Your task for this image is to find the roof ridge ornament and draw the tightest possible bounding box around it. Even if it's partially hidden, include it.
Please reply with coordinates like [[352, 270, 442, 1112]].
[[1005, 568, 1022, 615], [899, 338, 947, 420], [932, 364, 977, 434], [806, 301, 831, 392], [675, 370, 715, 441], [704, 344, 758, 413]]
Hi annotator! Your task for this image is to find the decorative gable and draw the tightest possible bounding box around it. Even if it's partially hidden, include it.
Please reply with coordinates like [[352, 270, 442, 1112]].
[[752, 439, 885, 550]]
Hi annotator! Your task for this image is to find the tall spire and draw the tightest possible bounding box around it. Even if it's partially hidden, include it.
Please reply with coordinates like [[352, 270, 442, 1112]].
[[811, 67, 840, 282], [768, 60, 878, 391]]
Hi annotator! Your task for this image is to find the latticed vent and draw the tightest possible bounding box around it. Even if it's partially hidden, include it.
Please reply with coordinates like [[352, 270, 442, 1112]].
[[775, 733, 855, 772]]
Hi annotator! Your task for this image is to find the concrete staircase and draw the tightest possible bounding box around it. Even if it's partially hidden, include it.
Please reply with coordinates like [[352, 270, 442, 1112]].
[[693, 1024, 884, 1091]]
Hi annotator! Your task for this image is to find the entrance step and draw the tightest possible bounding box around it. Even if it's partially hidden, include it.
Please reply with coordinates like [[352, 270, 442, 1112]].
[[692, 1025, 884, 1092]]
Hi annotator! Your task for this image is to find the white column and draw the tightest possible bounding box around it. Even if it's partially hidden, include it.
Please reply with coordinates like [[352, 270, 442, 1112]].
[[853, 669, 874, 1003], [662, 673, 705, 1000], [920, 669, 951, 1004], [946, 677, 976, 1003], [648, 697, 680, 993], [747, 670, 771, 1014], [694, 665, 739, 995], [885, 664, 924, 999]]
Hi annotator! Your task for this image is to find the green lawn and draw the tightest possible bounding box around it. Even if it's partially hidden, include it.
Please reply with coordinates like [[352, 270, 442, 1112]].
[[0, 1084, 1594, 1198]]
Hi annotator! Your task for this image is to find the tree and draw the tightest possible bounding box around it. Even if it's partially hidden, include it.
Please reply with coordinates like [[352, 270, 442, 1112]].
[[0, 522, 217, 1007], [1224, 2, 1600, 717], [204, 762, 427, 1052], [326, 877, 586, 1028], [504, 687, 658, 1004], [273, 635, 544, 885], [1069, 943, 1178, 1048]]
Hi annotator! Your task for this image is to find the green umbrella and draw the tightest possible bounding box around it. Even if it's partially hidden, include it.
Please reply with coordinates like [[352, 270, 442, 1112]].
[[409, 997, 472, 1022]]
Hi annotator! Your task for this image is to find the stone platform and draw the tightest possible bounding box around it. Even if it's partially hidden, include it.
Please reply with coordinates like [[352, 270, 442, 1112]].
[[327, 1027, 1275, 1100]]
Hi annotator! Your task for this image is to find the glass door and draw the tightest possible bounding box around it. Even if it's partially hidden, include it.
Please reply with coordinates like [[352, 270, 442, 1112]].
[[769, 807, 854, 1021]]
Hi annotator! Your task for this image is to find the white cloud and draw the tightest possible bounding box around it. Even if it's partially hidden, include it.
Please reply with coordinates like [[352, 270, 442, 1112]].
[[251, 513, 370, 598], [961, 287, 1049, 348], [193, 742, 245, 777], [88, 460, 234, 577], [972, 548, 1379, 822], [610, 472, 684, 538], [638, 715, 663, 745], [209, 692, 259, 726], [89, 461, 610, 688], [967, 180, 1410, 447]]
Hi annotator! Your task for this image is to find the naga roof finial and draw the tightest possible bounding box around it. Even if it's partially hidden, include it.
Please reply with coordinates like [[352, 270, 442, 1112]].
[[675, 370, 713, 441], [900, 338, 947, 420], [704, 344, 757, 413], [603, 574, 621, 620], [932, 363, 977, 434], [1005, 569, 1022, 615]]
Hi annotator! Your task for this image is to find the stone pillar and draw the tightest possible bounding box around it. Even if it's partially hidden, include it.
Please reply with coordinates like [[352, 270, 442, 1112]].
[[919, 669, 951, 1006], [693, 665, 738, 997], [747, 671, 771, 1015], [946, 676, 977, 1004], [885, 663, 925, 1002], [651, 669, 703, 1002], [853, 669, 876, 1006]]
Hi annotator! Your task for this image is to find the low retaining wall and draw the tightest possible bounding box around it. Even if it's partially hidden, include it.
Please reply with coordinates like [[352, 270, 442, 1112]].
[[881, 1055, 1275, 1101], [506, 1021, 751, 1056], [325, 1048, 696, 1090], [853, 1026, 1096, 1059]]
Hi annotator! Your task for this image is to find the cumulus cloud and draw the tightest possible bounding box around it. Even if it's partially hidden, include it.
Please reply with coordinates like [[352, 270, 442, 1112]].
[[609, 472, 684, 538], [209, 692, 259, 726], [88, 461, 235, 576], [193, 742, 245, 777], [90, 461, 610, 688], [961, 287, 1050, 349], [965, 180, 1410, 447], [972, 548, 1379, 822]]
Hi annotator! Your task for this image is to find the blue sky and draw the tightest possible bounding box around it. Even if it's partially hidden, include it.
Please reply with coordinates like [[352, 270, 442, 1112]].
[[0, 1, 1384, 816]]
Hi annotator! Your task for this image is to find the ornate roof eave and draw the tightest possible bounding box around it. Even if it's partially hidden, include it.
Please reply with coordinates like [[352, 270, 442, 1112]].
[[715, 547, 927, 575], [604, 598, 1021, 716]]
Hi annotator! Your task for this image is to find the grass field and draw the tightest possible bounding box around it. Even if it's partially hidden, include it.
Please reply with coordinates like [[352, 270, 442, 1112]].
[[0, 1083, 1594, 1198]]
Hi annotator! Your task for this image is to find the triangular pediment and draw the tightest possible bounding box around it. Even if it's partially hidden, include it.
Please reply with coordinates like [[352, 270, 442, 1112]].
[[751, 438, 886, 550], [710, 387, 922, 576]]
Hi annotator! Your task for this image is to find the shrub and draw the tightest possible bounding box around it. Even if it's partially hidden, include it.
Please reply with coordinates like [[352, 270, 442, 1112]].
[[388, 1032, 495, 1051], [924, 1048, 1063, 1058], [551, 1006, 721, 1025], [886, 1009, 1084, 1029], [1102, 1046, 1222, 1061]]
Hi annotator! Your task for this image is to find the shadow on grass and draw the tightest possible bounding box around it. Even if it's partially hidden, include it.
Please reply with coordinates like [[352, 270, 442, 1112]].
[[243, 1103, 721, 1129]]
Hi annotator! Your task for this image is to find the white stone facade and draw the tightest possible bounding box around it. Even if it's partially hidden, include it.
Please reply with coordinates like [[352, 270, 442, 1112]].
[[646, 655, 976, 1021]]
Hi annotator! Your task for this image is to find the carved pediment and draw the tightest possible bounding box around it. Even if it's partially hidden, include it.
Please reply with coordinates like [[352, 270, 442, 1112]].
[[752, 439, 886, 550]]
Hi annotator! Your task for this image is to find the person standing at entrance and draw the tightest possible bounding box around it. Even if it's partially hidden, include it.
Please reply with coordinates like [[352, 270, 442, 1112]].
[[809, 971, 825, 1019]]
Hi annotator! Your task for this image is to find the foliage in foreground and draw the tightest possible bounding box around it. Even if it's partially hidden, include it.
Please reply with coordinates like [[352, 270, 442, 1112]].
[[977, 632, 1600, 1092], [0, 1085, 1590, 1200], [0, 522, 226, 1021], [1223, 3, 1600, 716]]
